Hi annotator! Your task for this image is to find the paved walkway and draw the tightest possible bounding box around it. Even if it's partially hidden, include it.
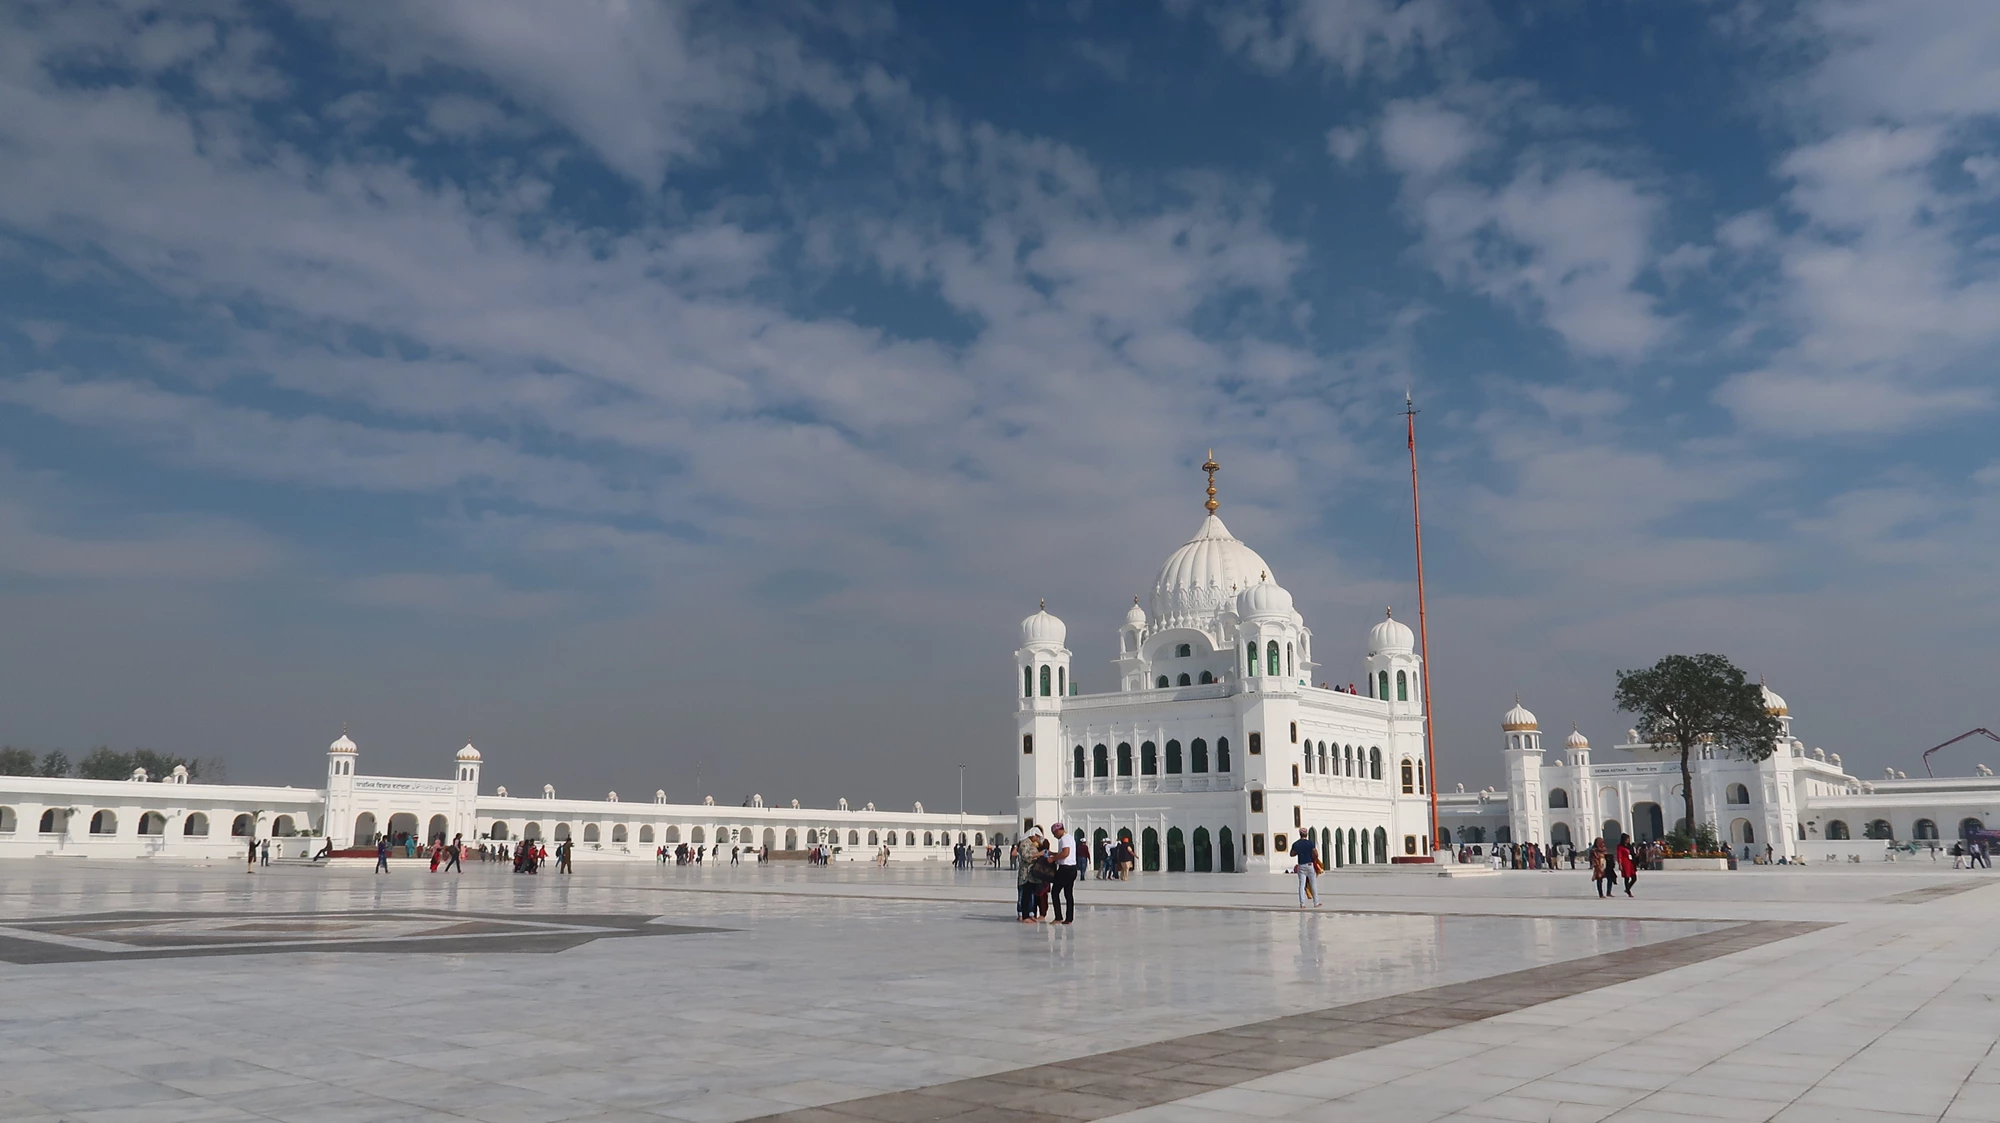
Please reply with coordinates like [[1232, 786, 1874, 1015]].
[[0, 861, 1990, 1122]]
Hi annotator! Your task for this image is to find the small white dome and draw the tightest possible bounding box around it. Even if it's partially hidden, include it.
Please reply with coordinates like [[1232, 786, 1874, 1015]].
[[1565, 725, 1589, 751], [1502, 696, 1539, 731], [1125, 597, 1147, 628], [1368, 607, 1415, 655], [1021, 601, 1067, 647], [1761, 680, 1788, 716], [330, 728, 357, 754], [1236, 573, 1293, 619], [456, 742, 481, 762]]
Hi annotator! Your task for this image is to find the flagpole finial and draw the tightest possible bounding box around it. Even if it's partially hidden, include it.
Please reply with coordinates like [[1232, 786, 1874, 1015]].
[[1201, 450, 1220, 513]]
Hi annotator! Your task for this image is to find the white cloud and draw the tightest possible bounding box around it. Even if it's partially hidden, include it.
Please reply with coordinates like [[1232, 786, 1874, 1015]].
[[1378, 99, 1484, 178], [1192, 0, 1480, 80]]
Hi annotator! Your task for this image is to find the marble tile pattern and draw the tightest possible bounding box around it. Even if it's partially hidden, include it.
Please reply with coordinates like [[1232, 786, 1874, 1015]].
[[0, 860, 1989, 1123]]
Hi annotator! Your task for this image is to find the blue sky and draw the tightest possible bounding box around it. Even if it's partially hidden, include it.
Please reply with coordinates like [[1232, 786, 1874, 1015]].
[[3, 0, 1998, 805]]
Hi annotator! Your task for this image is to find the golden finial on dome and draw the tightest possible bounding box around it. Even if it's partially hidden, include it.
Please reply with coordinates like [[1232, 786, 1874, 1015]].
[[1202, 449, 1220, 513], [1039, 598, 1045, 611], [1385, 606, 1393, 618]]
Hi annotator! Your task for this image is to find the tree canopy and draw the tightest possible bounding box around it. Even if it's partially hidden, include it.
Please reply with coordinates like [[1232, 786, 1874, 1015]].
[[1615, 653, 1784, 847]]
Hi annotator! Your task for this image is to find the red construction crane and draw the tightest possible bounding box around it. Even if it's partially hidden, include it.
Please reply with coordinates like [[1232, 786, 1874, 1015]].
[[1920, 729, 2000, 777]]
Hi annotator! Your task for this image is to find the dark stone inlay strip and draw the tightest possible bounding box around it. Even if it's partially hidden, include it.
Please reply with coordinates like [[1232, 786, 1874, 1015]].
[[1875, 880, 1992, 904], [0, 910, 729, 964], [750, 920, 1828, 1123]]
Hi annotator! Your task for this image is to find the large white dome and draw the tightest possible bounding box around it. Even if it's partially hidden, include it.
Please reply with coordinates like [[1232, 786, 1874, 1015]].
[[1151, 515, 1274, 631]]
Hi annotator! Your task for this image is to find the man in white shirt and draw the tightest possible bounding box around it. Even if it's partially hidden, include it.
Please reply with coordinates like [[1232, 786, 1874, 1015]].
[[1050, 822, 1079, 925]]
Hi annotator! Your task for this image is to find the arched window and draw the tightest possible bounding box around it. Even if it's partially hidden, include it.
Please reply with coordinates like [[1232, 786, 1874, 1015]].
[[554, 823, 572, 841], [1825, 820, 1850, 840], [1266, 640, 1280, 677], [491, 821, 511, 841], [1396, 670, 1408, 701], [139, 811, 166, 836], [90, 810, 117, 835], [1176, 643, 1192, 658], [1247, 643, 1257, 676], [1166, 740, 1182, 774], [1400, 759, 1414, 793], [1190, 738, 1208, 773], [1199, 670, 1214, 684], [1378, 670, 1390, 700], [1960, 818, 1985, 840], [1359, 827, 1370, 863], [638, 824, 652, 843], [1192, 826, 1213, 872], [1059, 667, 1066, 695], [1092, 744, 1109, 778], [1317, 743, 1328, 774], [1726, 783, 1750, 805], [1417, 761, 1425, 793], [1373, 826, 1388, 863], [527, 821, 546, 841], [231, 813, 254, 837], [1549, 788, 1569, 809], [1024, 666, 1033, 698], [1914, 819, 1939, 840], [184, 812, 209, 836], [1216, 737, 1230, 772], [1333, 828, 1344, 867], [1116, 743, 1133, 777], [1073, 746, 1085, 779], [1550, 822, 1572, 846], [868, 830, 879, 845], [972, 832, 982, 845], [1034, 665, 1047, 697], [613, 824, 629, 843], [1142, 826, 1160, 872], [1166, 827, 1186, 871], [1156, 675, 1170, 689], [1219, 826, 1235, 872], [1176, 673, 1191, 686], [923, 832, 933, 846], [1140, 741, 1158, 775], [1292, 764, 1300, 785], [1368, 747, 1382, 779], [271, 815, 295, 837], [905, 831, 916, 846], [1344, 744, 1354, 775]]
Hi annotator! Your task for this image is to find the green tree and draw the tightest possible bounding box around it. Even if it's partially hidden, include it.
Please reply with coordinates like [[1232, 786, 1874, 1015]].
[[77, 746, 134, 780], [1615, 654, 1785, 844], [130, 749, 202, 779], [0, 747, 37, 775], [39, 749, 70, 777]]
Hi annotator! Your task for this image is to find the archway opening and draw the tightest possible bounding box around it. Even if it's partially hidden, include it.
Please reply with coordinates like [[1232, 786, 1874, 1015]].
[[1218, 826, 1235, 872], [387, 812, 419, 844], [353, 812, 377, 843], [1166, 827, 1185, 872], [1192, 827, 1212, 872]]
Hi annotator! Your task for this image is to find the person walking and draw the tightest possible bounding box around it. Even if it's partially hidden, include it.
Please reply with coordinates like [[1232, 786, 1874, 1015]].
[[558, 838, 573, 874], [1615, 834, 1638, 897], [1048, 823, 1079, 925], [259, 838, 271, 866], [375, 834, 391, 874], [1290, 829, 1320, 908], [444, 833, 463, 873], [1588, 839, 1610, 897]]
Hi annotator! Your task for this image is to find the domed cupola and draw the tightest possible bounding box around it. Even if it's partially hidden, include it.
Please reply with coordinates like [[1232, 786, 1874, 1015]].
[[329, 728, 357, 755], [456, 742, 481, 762], [1020, 601, 1067, 648], [1368, 607, 1415, 655], [1502, 696, 1539, 731], [1124, 598, 1148, 629], [1565, 725, 1588, 752], [1149, 453, 1274, 633], [1236, 573, 1293, 619], [1760, 678, 1788, 716], [455, 741, 481, 783]]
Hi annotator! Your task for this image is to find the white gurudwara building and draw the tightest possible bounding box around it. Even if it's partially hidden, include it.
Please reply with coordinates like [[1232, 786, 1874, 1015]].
[[1435, 687, 2000, 863], [1015, 459, 1439, 874]]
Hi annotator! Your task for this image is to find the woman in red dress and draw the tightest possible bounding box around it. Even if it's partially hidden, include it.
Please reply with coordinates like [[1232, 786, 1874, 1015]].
[[1615, 833, 1637, 897]]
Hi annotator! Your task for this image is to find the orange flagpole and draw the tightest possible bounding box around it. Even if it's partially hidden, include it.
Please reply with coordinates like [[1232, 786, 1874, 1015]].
[[1406, 391, 1440, 854]]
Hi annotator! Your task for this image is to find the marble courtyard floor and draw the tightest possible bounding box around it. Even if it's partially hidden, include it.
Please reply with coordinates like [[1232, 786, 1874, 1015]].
[[0, 860, 1993, 1122]]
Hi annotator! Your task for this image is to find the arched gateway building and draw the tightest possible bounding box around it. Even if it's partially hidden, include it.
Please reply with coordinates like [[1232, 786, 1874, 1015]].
[[1015, 461, 1439, 874]]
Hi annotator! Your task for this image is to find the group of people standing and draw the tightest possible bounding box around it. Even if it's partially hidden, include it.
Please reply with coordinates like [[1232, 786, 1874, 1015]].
[[1587, 835, 1641, 897], [1014, 823, 1081, 923]]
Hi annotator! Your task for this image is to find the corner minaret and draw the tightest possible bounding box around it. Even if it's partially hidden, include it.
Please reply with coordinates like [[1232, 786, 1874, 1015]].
[[1016, 600, 1070, 834], [1502, 698, 1544, 845], [325, 725, 358, 847], [1365, 608, 1421, 708]]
